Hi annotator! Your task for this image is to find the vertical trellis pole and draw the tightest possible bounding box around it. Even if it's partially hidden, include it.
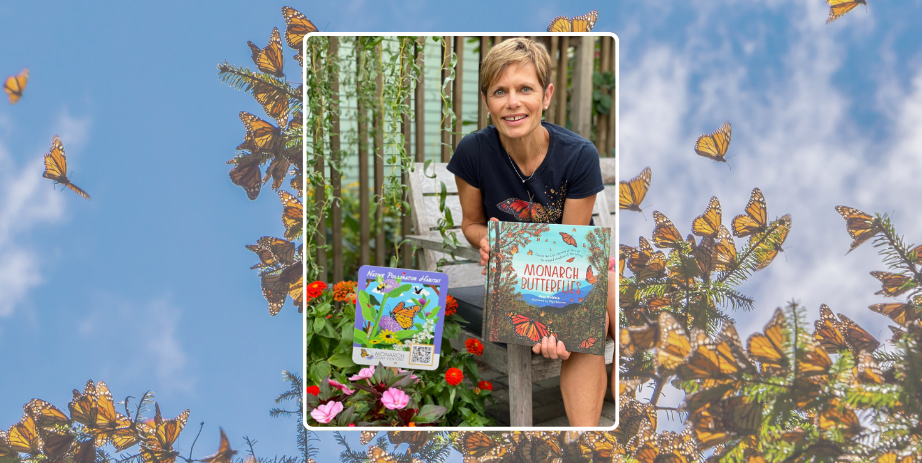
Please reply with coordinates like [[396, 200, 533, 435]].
[[329, 37, 343, 284], [571, 37, 594, 140], [357, 38, 370, 267], [311, 37, 327, 279], [440, 36, 452, 162], [401, 38, 413, 267], [477, 36, 490, 130], [452, 35, 464, 150], [547, 36, 559, 124], [555, 37, 569, 127], [609, 39, 617, 158], [374, 43, 385, 266], [597, 36, 610, 157], [414, 37, 426, 270]]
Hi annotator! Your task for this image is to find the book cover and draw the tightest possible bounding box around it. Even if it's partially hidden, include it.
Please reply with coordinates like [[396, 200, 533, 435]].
[[483, 221, 611, 356], [352, 266, 447, 370]]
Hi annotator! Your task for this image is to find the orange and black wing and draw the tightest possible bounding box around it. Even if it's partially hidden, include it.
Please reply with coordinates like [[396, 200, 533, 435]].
[[827, 0, 865, 24], [692, 196, 722, 238], [871, 271, 913, 297], [835, 205, 880, 254], [570, 10, 599, 32], [814, 304, 850, 354], [559, 232, 577, 247], [694, 122, 731, 162], [4, 68, 29, 104], [837, 313, 880, 353], [43, 135, 90, 200], [281, 6, 318, 66], [732, 187, 767, 238], [248, 27, 285, 77], [228, 155, 262, 200], [619, 166, 652, 212], [261, 272, 289, 316], [652, 210, 683, 249], [279, 190, 303, 240], [712, 225, 737, 272], [237, 111, 281, 154], [869, 302, 917, 327]]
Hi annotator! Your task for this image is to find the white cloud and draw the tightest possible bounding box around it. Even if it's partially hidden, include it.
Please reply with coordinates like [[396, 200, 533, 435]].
[[78, 294, 195, 395]]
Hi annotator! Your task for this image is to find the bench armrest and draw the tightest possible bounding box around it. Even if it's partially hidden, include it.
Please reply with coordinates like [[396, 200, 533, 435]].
[[405, 234, 480, 261]]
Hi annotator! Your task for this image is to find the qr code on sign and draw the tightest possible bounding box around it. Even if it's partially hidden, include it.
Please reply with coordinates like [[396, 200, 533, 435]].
[[409, 344, 434, 366]]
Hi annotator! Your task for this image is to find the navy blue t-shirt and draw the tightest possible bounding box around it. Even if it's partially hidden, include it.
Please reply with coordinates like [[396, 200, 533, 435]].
[[447, 122, 604, 225]]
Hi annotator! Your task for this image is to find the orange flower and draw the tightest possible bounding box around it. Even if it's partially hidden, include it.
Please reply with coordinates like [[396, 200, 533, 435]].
[[445, 295, 458, 316], [306, 281, 326, 299], [478, 381, 493, 391], [465, 338, 484, 356], [445, 367, 463, 386], [333, 281, 357, 303]]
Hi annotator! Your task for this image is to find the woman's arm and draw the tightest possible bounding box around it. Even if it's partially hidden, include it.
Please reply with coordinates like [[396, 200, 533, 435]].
[[561, 194, 596, 226]]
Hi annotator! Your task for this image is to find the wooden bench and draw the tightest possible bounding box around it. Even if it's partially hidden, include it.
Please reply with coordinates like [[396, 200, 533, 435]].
[[405, 161, 617, 426]]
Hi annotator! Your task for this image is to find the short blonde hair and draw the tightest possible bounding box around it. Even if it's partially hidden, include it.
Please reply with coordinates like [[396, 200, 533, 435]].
[[480, 38, 551, 97]]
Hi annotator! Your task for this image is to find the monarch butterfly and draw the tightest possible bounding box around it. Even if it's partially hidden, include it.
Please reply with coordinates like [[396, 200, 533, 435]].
[[280, 261, 303, 311], [263, 155, 291, 191], [510, 244, 519, 255], [140, 404, 189, 463], [559, 232, 577, 247], [281, 6, 318, 66], [654, 312, 691, 375], [389, 302, 422, 330], [835, 205, 881, 254], [25, 398, 70, 430], [279, 190, 303, 241], [855, 350, 882, 385], [826, 0, 866, 24], [498, 198, 548, 222], [623, 320, 659, 356], [692, 196, 722, 238], [626, 237, 653, 274], [250, 79, 291, 128], [869, 302, 917, 327], [248, 27, 285, 78], [547, 10, 598, 32], [585, 265, 598, 285], [747, 308, 788, 375], [228, 155, 262, 200], [694, 122, 731, 162], [877, 452, 914, 463], [578, 432, 619, 462], [798, 338, 832, 377], [4, 67, 28, 104], [579, 337, 597, 349], [634, 251, 666, 281], [712, 225, 737, 272], [68, 381, 137, 450], [871, 271, 913, 297], [752, 215, 791, 271], [506, 311, 554, 343], [732, 188, 768, 238], [238, 112, 281, 154], [652, 211, 683, 249], [521, 433, 564, 463], [246, 244, 276, 270], [814, 304, 850, 354], [261, 270, 294, 315], [836, 313, 880, 353], [199, 429, 237, 463], [7, 413, 42, 455], [816, 398, 862, 438], [360, 348, 373, 358], [527, 249, 533, 255], [460, 432, 511, 462], [42, 135, 91, 200], [256, 236, 296, 267], [619, 166, 652, 212], [386, 431, 429, 454], [359, 431, 378, 445], [692, 236, 714, 276]]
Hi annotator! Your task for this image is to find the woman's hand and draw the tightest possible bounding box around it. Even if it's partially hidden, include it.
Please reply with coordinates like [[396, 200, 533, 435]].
[[480, 218, 499, 275], [532, 335, 570, 360]]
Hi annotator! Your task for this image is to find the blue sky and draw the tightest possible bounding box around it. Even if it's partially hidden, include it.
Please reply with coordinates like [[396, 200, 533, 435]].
[[2, 0, 920, 461]]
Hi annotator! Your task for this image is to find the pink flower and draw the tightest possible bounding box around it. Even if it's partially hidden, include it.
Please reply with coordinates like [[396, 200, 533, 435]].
[[348, 423, 355, 427], [310, 401, 344, 424], [381, 388, 410, 410], [349, 365, 375, 381], [397, 368, 419, 383], [329, 379, 355, 395]]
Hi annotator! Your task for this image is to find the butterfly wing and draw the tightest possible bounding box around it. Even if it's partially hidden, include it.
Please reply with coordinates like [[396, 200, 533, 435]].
[[7, 414, 41, 455], [694, 122, 731, 162], [835, 205, 880, 254], [752, 214, 791, 271], [4, 68, 28, 104], [869, 303, 917, 327], [559, 232, 577, 247], [546, 16, 572, 32], [359, 431, 378, 445], [871, 271, 913, 297], [279, 190, 303, 240], [586, 265, 598, 284], [827, 0, 864, 24], [251, 28, 285, 77], [692, 196, 722, 237], [814, 304, 850, 354], [570, 10, 599, 32], [580, 337, 597, 349], [619, 166, 651, 211], [238, 112, 281, 154], [712, 225, 737, 271], [652, 211, 683, 249], [498, 198, 537, 221], [836, 313, 880, 353], [281, 6, 318, 50], [732, 188, 768, 238], [261, 273, 289, 315], [747, 308, 788, 374], [506, 311, 552, 342], [42, 134, 90, 199]]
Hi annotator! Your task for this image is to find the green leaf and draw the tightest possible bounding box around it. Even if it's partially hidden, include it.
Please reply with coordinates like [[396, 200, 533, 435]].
[[313, 316, 326, 333], [393, 330, 418, 340], [600, 94, 612, 109], [328, 352, 354, 369], [388, 284, 412, 297], [593, 72, 603, 86], [353, 329, 367, 345], [413, 404, 448, 423]]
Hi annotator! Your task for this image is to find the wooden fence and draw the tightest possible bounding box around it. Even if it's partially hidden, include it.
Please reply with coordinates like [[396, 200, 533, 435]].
[[310, 35, 617, 284]]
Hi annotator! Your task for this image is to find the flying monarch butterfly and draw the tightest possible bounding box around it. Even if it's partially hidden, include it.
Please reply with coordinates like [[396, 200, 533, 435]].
[[386, 431, 430, 454], [248, 27, 285, 78], [752, 214, 792, 271], [4, 67, 28, 104], [359, 431, 378, 445], [498, 197, 548, 222], [835, 205, 881, 254], [732, 187, 768, 238], [199, 429, 237, 463], [869, 302, 917, 327], [619, 166, 652, 212], [836, 313, 880, 353], [228, 155, 262, 200], [585, 265, 598, 284], [712, 225, 737, 272], [506, 311, 553, 343], [579, 337, 597, 349], [238, 112, 281, 154], [747, 308, 788, 375], [654, 312, 691, 375], [281, 6, 318, 66], [389, 302, 423, 330], [559, 232, 577, 247], [279, 190, 303, 240], [140, 403, 189, 463], [871, 271, 913, 297], [42, 135, 91, 200], [547, 10, 599, 32], [652, 211, 683, 249], [527, 249, 533, 255], [565, 257, 575, 263], [814, 304, 850, 354], [625, 238, 653, 274], [826, 0, 866, 24], [694, 122, 732, 162], [692, 196, 722, 238]]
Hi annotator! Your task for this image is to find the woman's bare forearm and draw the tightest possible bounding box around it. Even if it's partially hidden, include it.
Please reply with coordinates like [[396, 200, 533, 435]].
[[461, 221, 488, 249]]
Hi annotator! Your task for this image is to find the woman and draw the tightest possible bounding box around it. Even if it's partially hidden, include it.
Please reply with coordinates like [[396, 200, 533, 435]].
[[447, 37, 617, 426]]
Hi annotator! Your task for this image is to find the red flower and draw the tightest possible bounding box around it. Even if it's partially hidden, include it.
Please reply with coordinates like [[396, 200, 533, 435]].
[[306, 281, 327, 299], [465, 338, 484, 356], [333, 281, 357, 302], [478, 381, 493, 391], [445, 367, 463, 386], [306, 385, 320, 396], [445, 295, 458, 316]]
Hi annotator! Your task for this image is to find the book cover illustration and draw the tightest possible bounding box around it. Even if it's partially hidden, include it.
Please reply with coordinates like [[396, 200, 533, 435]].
[[352, 266, 447, 370], [483, 221, 611, 356]]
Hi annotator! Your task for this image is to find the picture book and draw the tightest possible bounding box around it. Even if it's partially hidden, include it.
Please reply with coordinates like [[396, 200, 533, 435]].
[[352, 266, 448, 370], [483, 221, 611, 356]]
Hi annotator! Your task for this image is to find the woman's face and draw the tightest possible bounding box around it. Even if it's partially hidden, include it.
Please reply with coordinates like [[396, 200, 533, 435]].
[[483, 62, 553, 141]]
